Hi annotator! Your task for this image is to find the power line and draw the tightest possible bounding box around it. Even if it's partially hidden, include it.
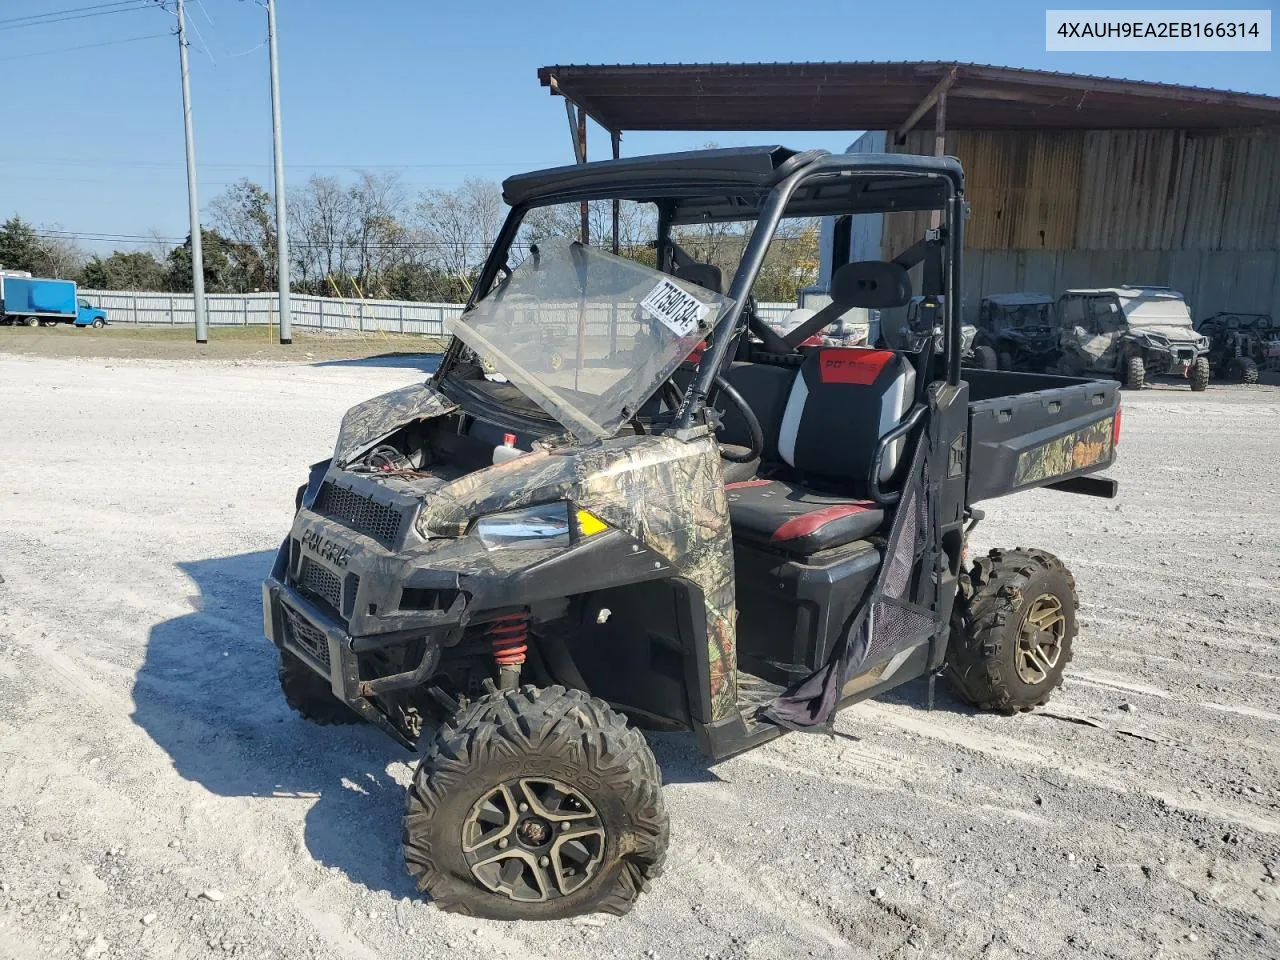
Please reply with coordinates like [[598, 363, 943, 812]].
[[0, 31, 169, 63], [0, 0, 147, 26], [0, 0, 157, 31], [0, 157, 561, 170]]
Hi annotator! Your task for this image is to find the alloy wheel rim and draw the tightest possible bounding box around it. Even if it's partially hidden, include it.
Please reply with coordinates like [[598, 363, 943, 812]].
[[1015, 593, 1065, 685], [461, 777, 605, 903]]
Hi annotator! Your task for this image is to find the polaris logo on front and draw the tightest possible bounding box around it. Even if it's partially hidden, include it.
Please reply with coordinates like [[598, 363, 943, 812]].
[[301, 527, 351, 568]]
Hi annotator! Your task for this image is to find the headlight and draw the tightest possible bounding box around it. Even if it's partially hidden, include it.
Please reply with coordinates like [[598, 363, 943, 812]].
[[473, 503, 572, 550]]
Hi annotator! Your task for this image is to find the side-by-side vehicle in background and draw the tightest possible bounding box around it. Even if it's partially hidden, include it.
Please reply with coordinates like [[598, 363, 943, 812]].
[[1055, 286, 1209, 390], [261, 146, 1120, 919], [1197, 311, 1277, 384], [974, 292, 1059, 372]]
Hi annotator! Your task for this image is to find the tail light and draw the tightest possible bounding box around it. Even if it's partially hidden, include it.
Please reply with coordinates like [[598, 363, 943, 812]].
[[1112, 407, 1123, 448]]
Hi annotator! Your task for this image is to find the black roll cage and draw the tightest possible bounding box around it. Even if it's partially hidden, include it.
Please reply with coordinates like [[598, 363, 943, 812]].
[[439, 150, 966, 433]]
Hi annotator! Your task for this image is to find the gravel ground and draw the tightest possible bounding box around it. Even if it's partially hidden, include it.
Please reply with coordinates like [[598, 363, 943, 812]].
[[1, 354, 1277, 960]]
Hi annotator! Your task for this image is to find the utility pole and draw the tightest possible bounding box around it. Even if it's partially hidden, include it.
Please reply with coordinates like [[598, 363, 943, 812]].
[[175, 0, 207, 342], [266, 0, 291, 344]]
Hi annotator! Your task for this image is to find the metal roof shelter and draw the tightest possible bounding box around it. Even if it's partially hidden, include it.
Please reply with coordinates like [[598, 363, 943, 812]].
[[536, 62, 1280, 321], [537, 61, 1280, 141]]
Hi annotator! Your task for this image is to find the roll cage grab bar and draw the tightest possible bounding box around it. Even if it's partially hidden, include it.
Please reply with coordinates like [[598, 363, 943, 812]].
[[447, 163, 966, 428], [678, 168, 964, 429]]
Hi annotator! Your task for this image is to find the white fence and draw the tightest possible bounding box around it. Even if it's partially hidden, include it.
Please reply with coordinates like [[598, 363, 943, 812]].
[[80, 290, 464, 337], [81, 289, 801, 338]]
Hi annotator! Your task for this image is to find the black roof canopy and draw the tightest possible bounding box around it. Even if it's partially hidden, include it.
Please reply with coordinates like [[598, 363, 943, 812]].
[[538, 61, 1280, 133], [502, 148, 964, 221]]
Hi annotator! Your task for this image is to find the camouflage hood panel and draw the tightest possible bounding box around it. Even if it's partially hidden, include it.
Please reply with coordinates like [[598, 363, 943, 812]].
[[333, 382, 459, 466], [420, 432, 739, 720]]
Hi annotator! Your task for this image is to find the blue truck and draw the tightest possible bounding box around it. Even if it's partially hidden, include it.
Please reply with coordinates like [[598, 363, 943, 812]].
[[0, 274, 109, 328]]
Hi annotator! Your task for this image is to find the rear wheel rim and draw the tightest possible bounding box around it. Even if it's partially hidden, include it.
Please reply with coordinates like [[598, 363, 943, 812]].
[[461, 777, 605, 904], [1015, 593, 1065, 685]]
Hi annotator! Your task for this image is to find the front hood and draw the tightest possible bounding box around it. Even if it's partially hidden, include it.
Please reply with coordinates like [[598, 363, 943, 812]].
[[1129, 323, 1202, 343], [333, 382, 458, 465]]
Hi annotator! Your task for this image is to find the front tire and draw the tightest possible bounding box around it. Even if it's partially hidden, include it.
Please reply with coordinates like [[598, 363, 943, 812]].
[[1124, 355, 1145, 390], [973, 345, 998, 370], [404, 685, 668, 920], [1190, 356, 1210, 391], [946, 548, 1078, 712], [278, 650, 361, 725], [92, 318, 105, 329]]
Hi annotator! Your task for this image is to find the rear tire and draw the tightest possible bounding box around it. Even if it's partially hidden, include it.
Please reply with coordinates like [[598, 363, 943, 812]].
[[1190, 356, 1210, 391], [278, 650, 361, 725], [946, 548, 1078, 712], [1237, 357, 1259, 385], [24, 316, 39, 328], [1123, 355, 1145, 390], [973, 345, 998, 370], [404, 685, 668, 920]]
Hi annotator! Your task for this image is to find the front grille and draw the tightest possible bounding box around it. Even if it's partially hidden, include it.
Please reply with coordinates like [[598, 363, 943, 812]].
[[298, 557, 343, 613], [282, 604, 331, 668], [313, 481, 404, 546]]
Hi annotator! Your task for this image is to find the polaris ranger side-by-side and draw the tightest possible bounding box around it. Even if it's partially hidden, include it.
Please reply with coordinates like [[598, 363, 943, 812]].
[[262, 147, 1121, 920]]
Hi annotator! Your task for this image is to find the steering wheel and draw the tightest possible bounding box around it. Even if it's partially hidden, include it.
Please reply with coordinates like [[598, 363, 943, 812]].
[[712, 375, 764, 463]]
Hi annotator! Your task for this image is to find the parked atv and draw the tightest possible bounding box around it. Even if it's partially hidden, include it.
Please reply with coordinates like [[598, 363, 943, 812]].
[[1197, 312, 1276, 384], [899, 295, 986, 366], [974, 293, 1059, 372], [1055, 287, 1211, 390], [263, 147, 1120, 920]]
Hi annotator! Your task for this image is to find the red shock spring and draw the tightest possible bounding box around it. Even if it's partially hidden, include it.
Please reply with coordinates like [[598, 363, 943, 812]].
[[488, 612, 528, 667]]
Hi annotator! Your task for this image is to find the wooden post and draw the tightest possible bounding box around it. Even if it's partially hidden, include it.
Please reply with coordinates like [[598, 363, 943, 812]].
[[577, 106, 589, 245], [931, 91, 948, 229], [611, 129, 621, 255]]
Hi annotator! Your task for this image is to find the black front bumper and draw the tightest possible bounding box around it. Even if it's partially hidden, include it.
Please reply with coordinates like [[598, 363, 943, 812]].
[[263, 576, 448, 748]]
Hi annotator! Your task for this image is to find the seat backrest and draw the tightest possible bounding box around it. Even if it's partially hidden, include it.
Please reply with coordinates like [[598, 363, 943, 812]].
[[674, 262, 723, 295], [776, 347, 917, 494], [717, 361, 798, 463]]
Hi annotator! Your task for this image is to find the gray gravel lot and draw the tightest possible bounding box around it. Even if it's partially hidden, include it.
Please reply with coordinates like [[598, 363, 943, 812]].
[[0, 354, 1277, 960]]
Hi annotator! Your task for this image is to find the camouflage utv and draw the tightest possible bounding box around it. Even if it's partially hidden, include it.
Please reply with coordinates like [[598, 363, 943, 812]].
[[1197, 312, 1276, 384], [974, 293, 1060, 372], [263, 147, 1121, 920], [1055, 286, 1211, 390]]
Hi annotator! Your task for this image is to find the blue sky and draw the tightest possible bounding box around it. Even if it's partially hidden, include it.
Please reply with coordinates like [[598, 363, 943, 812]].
[[2, 0, 1276, 254]]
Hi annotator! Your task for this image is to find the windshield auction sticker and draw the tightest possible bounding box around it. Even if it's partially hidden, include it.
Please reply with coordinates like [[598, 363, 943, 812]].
[[1046, 9, 1270, 49], [640, 278, 711, 338]]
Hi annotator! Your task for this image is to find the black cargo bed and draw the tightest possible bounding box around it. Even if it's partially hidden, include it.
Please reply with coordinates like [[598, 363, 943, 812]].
[[964, 370, 1119, 503]]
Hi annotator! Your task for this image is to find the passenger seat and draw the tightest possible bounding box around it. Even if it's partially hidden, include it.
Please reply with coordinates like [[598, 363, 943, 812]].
[[726, 347, 917, 554]]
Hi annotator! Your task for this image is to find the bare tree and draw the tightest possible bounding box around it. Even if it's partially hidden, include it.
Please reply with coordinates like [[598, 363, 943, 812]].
[[412, 178, 508, 293], [32, 227, 86, 280], [289, 175, 354, 293], [348, 170, 408, 295], [209, 179, 277, 285]]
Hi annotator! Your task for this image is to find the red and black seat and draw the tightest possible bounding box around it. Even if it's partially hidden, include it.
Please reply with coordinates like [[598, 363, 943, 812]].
[[726, 346, 916, 554]]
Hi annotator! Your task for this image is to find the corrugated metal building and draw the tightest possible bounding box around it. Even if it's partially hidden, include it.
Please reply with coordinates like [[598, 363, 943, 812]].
[[537, 62, 1280, 322], [846, 126, 1280, 321]]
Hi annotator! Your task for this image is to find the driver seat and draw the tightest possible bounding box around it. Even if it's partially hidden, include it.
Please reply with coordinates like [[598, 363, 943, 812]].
[[727, 346, 916, 554]]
